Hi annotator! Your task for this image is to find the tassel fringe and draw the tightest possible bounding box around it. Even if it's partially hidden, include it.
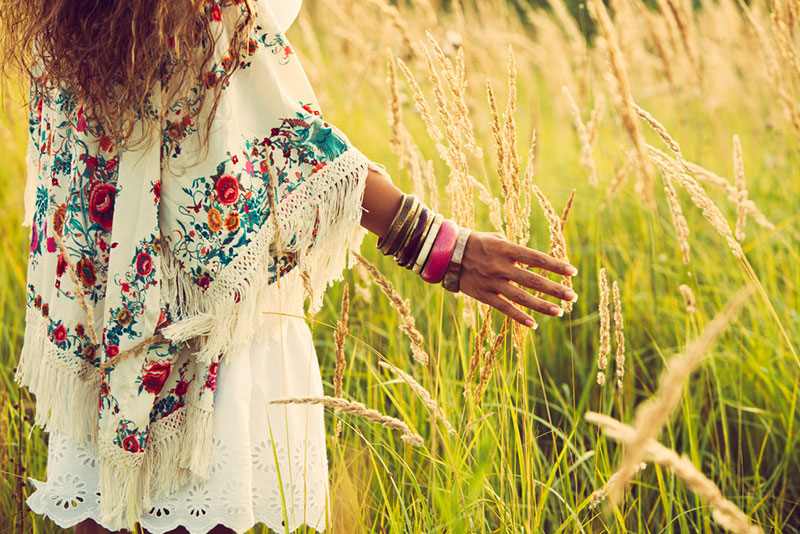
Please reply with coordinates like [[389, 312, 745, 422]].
[[160, 147, 377, 365], [15, 308, 100, 446]]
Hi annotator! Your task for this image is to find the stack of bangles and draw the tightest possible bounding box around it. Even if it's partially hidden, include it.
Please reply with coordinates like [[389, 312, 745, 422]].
[[376, 193, 472, 293]]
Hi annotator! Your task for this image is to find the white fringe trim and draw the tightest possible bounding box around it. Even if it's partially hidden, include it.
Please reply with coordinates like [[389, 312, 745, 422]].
[[15, 307, 101, 446], [17, 146, 386, 531], [159, 146, 377, 365]]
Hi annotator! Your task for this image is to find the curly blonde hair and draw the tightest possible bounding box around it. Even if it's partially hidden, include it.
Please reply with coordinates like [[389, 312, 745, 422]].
[[0, 0, 254, 152]]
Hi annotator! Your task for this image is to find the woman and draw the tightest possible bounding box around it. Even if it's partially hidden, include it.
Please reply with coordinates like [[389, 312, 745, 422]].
[[3, 0, 578, 532]]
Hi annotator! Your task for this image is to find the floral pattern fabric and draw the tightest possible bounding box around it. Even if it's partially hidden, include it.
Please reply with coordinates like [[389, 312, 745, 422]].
[[16, 0, 385, 529]]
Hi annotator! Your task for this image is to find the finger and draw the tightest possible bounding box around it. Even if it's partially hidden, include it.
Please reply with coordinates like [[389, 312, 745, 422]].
[[482, 290, 538, 327], [509, 266, 578, 302], [495, 281, 564, 317], [505, 243, 577, 277]]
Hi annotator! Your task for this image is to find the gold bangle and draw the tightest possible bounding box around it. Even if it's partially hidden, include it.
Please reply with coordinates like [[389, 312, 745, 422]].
[[386, 196, 420, 257], [392, 200, 423, 259], [377, 194, 415, 255]]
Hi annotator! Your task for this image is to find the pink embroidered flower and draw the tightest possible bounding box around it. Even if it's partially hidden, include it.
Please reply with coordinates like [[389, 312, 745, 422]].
[[107, 344, 119, 358], [30, 221, 39, 252]]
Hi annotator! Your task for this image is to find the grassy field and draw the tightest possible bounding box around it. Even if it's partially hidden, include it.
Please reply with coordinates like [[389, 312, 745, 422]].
[[2, 0, 799, 532]]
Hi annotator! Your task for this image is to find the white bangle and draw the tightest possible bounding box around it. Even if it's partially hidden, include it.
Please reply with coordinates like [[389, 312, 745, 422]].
[[411, 213, 444, 275]]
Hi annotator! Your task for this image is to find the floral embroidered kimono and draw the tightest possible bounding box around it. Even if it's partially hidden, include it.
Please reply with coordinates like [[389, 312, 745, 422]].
[[16, 0, 388, 531]]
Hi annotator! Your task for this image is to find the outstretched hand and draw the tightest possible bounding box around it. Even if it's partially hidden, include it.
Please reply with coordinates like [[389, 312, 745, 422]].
[[458, 231, 578, 327]]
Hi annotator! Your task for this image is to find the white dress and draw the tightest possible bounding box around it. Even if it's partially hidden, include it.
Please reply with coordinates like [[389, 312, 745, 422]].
[[27, 299, 332, 533]]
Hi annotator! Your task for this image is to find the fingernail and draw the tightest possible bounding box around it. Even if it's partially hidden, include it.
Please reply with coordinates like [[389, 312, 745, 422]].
[[565, 290, 578, 302], [566, 266, 578, 276], [552, 306, 564, 317], [525, 318, 536, 328]]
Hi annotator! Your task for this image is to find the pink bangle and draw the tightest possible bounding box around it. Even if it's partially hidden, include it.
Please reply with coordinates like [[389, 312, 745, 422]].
[[420, 219, 458, 284]]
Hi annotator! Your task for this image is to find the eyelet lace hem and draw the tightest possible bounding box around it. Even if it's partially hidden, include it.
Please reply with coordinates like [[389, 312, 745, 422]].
[[27, 430, 329, 534]]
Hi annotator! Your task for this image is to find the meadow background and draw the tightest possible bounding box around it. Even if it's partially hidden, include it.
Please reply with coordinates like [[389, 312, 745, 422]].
[[2, 0, 799, 532]]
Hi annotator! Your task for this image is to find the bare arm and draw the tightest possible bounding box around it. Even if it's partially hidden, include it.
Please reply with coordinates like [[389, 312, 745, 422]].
[[358, 165, 579, 326]]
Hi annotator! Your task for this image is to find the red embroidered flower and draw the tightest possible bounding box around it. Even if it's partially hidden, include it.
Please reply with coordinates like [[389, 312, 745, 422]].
[[205, 72, 217, 88], [105, 158, 118, 172], [215, 174, 239, 205], [211, 3, 221, 21], [198, 275, 210, 290], [136, 252, 152, 276], [99, 136, 114, 152], [99, 379, 109, 395], [34, 295, 42, 308], [77, 107, 86, 132], [205, 362, 219, 390], [107, 344, 119, 358], [247, 39, 258, 55], [89, 182, 116, 231], [122, 435, 140, 453], [77, 258, 96, 286], [53, 324, 67, 343], [42, 303, 49, 317], [141, 360, 171, 395], [174, 380, 189, 397], [75, 323, 85, 336], [56, 252, 67, 277]]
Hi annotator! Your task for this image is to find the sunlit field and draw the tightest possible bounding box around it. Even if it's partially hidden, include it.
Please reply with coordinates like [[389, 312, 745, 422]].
[[2, 0, 799, 532]]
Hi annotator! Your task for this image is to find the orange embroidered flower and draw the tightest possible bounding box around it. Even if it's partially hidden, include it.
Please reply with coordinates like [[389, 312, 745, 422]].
[[77, 258, 96, 286], [225, 212, 240, 232], [166, 120, 183, 140], [53, 203, 67, 237], [116, 308, 133, 327], [208, 208, 222, 232]]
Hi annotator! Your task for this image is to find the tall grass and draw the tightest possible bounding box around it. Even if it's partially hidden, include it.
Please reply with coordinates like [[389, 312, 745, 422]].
[[2, 0, 799, 532]]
